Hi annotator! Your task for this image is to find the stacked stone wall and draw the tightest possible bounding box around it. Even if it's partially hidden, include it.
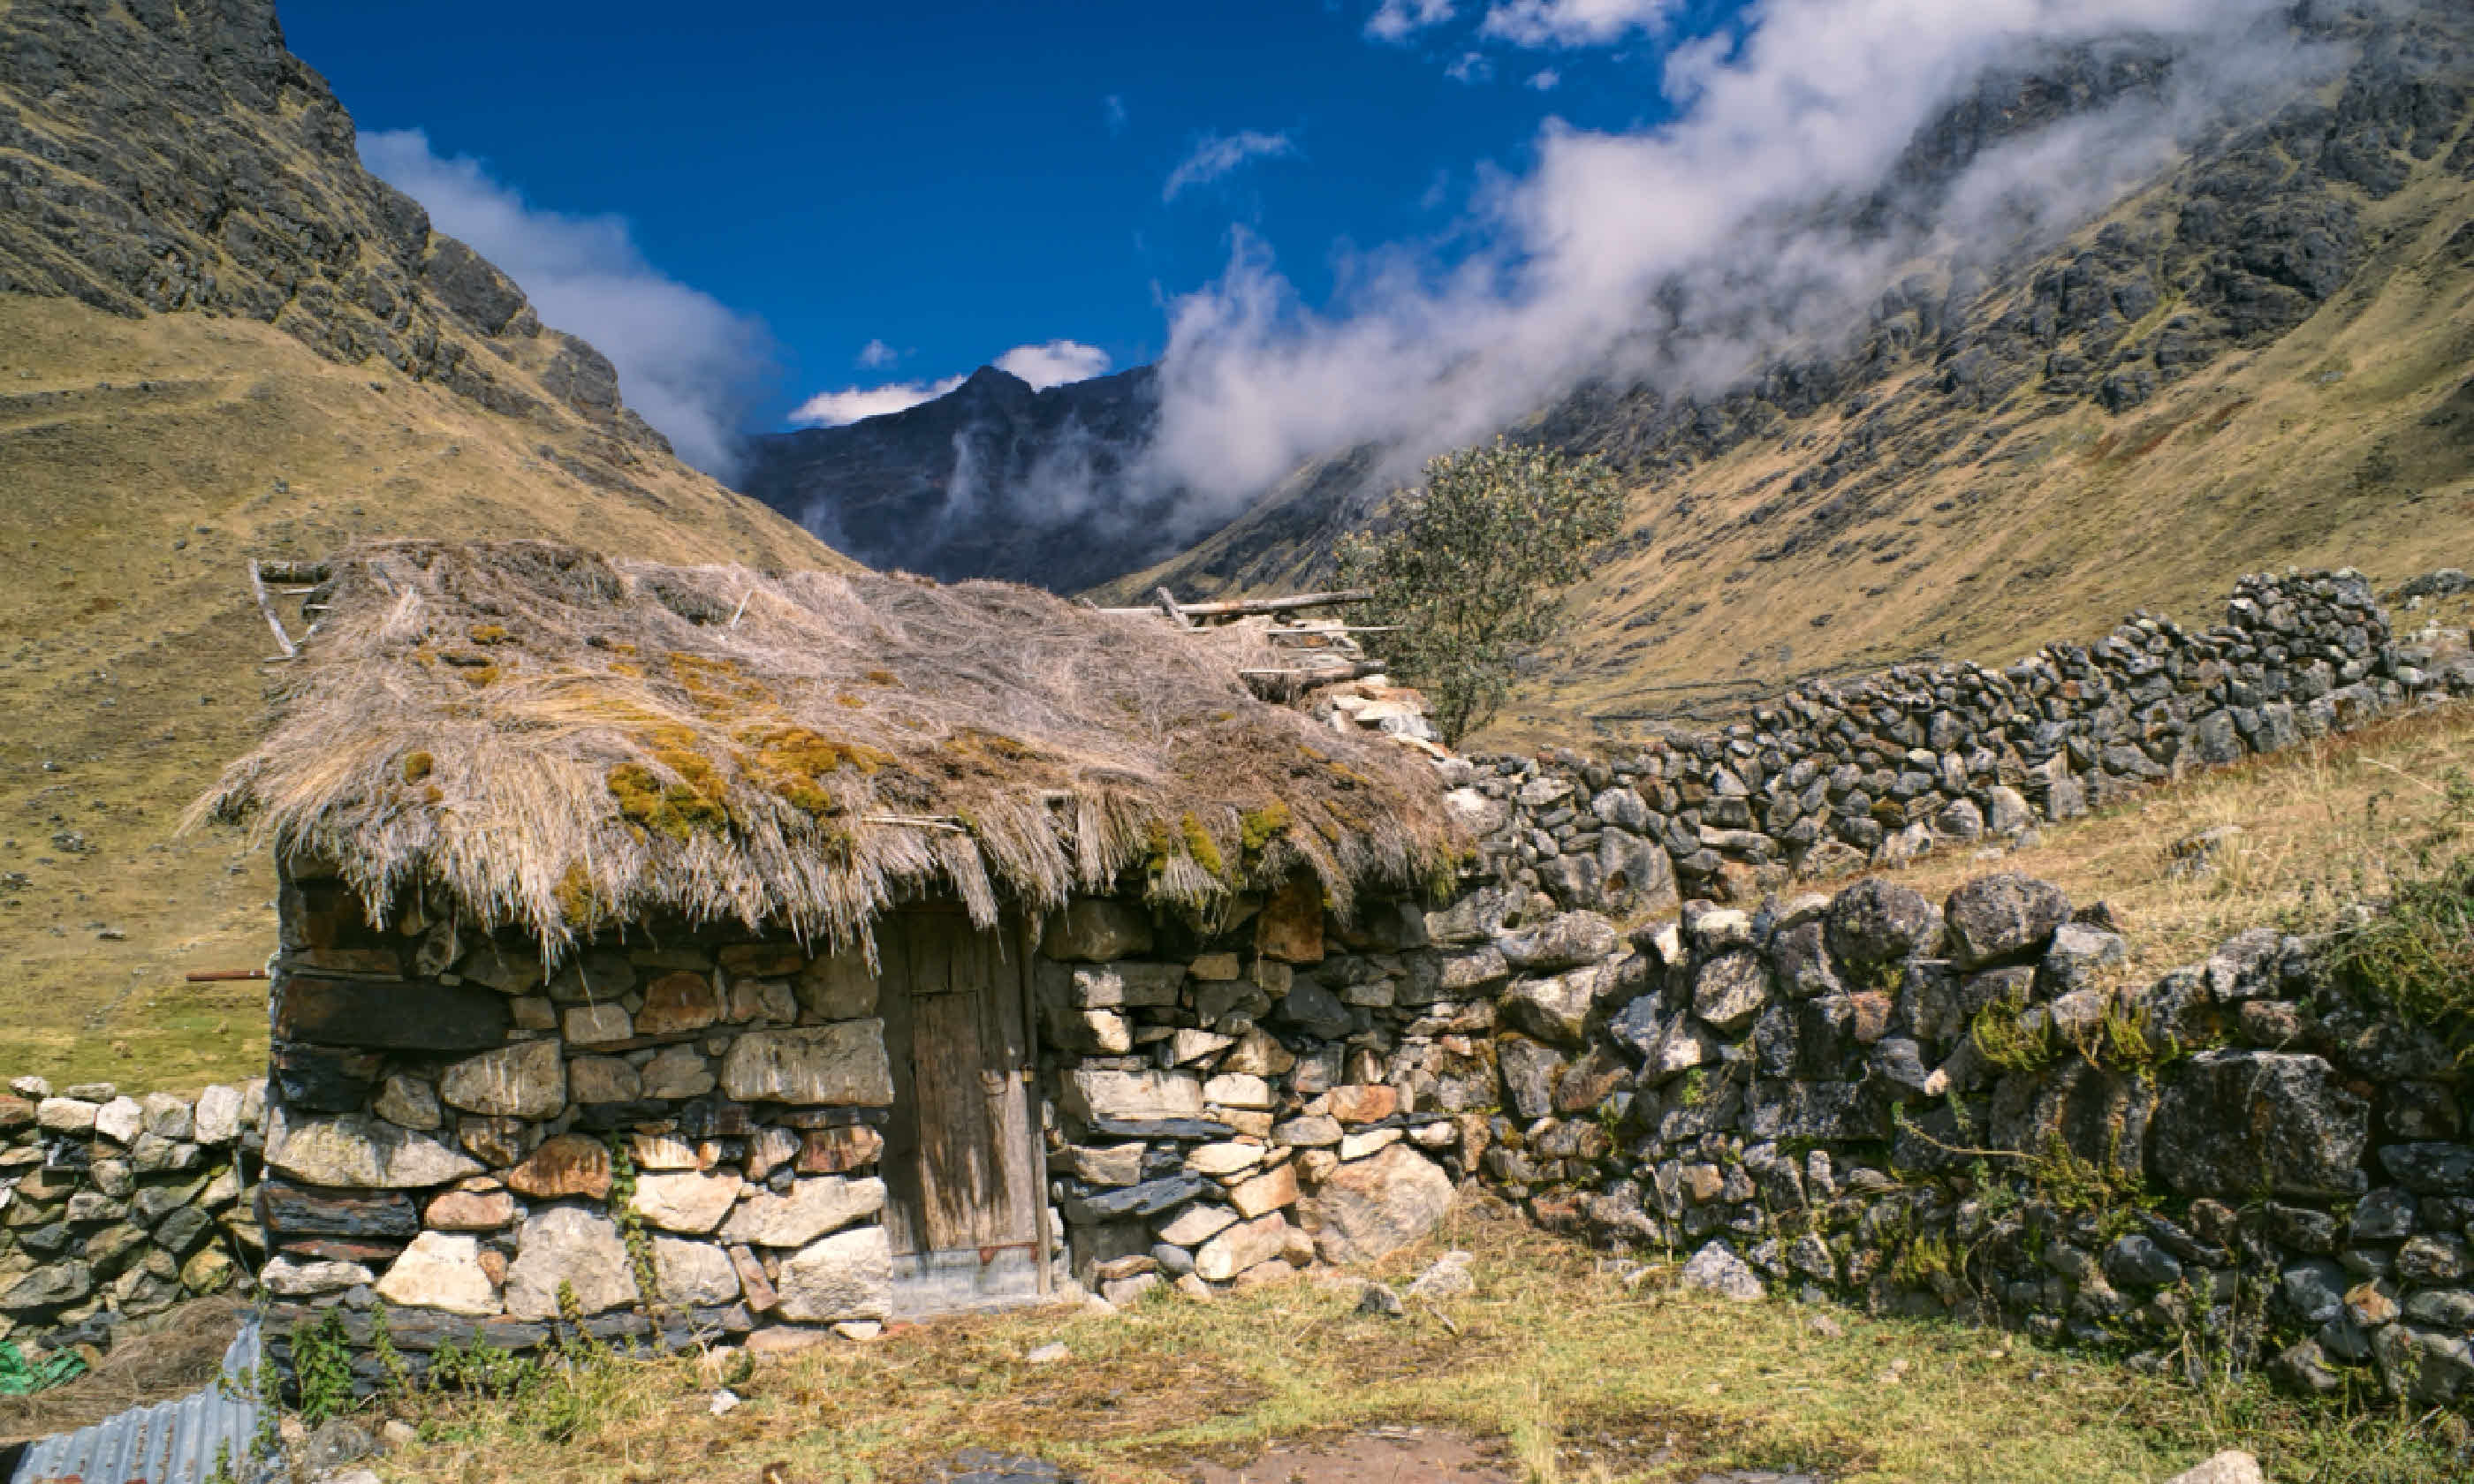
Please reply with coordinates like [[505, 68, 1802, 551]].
[[0, 1074, 265, 1359], [1446, 570, 2474, 916], [1432, 870, 2474, 1407]]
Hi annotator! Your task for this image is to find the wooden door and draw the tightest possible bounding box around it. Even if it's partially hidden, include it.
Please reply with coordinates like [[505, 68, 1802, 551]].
[[875, 906, 1046, 1316]]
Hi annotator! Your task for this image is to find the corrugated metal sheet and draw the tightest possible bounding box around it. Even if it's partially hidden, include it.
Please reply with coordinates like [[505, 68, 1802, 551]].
[[9, 1314, 264, 1484]]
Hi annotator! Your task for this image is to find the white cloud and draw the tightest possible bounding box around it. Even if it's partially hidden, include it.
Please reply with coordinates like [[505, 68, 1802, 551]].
[[1528, 67, 1562, 90], [1137, 0, 2330, 519], [1446, 51, 1495, 83], [1104, 94, 1130, 135], [1163, 130, 1299, 202], [360, 128, 770, 477], [1480, 0, 1678, 48], [995, 339, 1113, 389], [788, 340, 1112, 428], [857, 337, 898, 367], [1365, 0, 1456, 42], [787, 375, 965, 428]]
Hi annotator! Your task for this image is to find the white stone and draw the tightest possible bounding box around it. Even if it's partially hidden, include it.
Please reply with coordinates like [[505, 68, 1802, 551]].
[[1186, 1142, 1264, 1177], [91, 1096, 143, 1146], [438, 1039, 565, 1119], [194, 1085, 243, 1146], [1302, 1144, 1453, 1265], [1169, 1029, 1235, 1065], [1195, 1214, 1290, 1283], [562, 1003, 634, 1045], [1154, 1203, 1239, 1248], [653, 1238, 744, 1306], [774, 1225, 892, 1322], [1339, 1128, 1403, 1161], [1202, 1074, 1273, 1110], [632, 1171, 745, 1234], [261, 1256, 374, 1298], [2162, 1452, 2266, 1484], [718, 1176, 887, 1248], [505, 1208, 640, 1320], [34, 1098, 98, 1134], [139, 1093, 193, 1140], [376, 1232, 500, 1316]]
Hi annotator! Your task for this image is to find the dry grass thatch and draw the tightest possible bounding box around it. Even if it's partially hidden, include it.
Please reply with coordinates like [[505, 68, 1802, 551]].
[[192, 541, 1463, 957]]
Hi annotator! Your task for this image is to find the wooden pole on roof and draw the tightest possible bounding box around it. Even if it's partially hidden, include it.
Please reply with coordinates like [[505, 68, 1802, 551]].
[[1154, 587, 1194, 629], [248, 560, 298, 659], [1097, 588, 1374, 621]]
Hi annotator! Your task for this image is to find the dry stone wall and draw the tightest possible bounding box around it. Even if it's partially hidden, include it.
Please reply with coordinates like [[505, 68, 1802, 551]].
[[1436, 872, 2473, 1409], [0, 1074, 265, 1360], [252, 867, 915, 1390], [1446, 570, 2474, 917]]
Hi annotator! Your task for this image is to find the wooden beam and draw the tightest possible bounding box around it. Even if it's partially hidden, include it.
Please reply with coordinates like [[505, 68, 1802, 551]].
[[1097, 588, 1375, 620], [1154, 587, 1194, 629], [247, 560, 298, 659]]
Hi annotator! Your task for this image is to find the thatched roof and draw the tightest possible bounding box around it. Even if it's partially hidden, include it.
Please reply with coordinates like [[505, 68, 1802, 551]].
[[195, 541, 1463, 957]]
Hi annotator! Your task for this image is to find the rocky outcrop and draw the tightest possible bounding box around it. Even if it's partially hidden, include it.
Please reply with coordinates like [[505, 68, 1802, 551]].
[[0, 0, 676, 455]]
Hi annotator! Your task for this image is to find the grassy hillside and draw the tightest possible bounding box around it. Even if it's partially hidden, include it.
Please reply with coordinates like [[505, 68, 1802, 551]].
[[0, 297, 846, 1090], [1107, 61, 2474, 753]]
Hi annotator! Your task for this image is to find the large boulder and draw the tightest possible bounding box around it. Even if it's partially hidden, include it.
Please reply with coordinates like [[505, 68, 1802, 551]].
[[1942, 875, 2069, 969], [774, 1226, 893, 1321], [1194, 1213, 1291, 1282], [2151, 1051, 2370, 1200], [1304, 1144, 1454, 1265]]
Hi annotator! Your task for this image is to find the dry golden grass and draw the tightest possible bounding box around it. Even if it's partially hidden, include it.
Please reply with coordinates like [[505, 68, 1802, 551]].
[[376, 1208, 2457, 1484], [0, 1296, 246, 1444], [1888, 700, 2474, 982], [0, 297, 847, 1089]]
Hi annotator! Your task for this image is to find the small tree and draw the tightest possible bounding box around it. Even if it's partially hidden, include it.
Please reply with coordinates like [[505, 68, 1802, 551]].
[[1338, 438, 1625, 745]]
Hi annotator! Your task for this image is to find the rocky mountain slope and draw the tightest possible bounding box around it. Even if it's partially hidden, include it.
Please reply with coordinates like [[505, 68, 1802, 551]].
[[1105, 4, 2474, 743], [740, 363, 1176, 589], [0, 0, 848, 1086]]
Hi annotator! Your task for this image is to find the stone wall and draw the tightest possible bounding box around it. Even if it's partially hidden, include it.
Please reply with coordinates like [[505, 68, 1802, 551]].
[[0, 1074, 266, 1359], [1444, 570, 2474, 915], [1431, 871, 2474, 1407], [1035, 889, 1474, 1300], [253, 867, 925, 1387]]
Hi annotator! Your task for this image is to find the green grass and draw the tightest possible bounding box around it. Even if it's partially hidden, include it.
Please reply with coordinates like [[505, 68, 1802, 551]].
[[373, 1208, 2463, 1484]]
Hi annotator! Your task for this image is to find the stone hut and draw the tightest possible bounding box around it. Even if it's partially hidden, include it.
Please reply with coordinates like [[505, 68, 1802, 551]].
[[194, 541, 1468, 1368]]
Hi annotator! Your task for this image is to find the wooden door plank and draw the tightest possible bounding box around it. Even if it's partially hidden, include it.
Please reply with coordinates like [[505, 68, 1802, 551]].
[[876, 923, 924, 1259], [907, 912, 998, 1249], [986, 912, 1041, 1246]]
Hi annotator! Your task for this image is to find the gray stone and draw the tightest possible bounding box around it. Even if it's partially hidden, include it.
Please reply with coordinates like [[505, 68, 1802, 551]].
[[1277, 979, 1354, 1039], [1501, 967, 1601, 1048], [1, 1261, 92, 1312], [1499, 912, 1621, 972], [265, 1110, 483, 1189], [2281, 1259, 2349, 1324], [505, 1208, 640, 1320], [1679, 1240, 1765, 1301], [373, 1074, 443, 1132], [1595, 831, 1679, 919], [719, 1022, 895, 1106], [796, 950, 877, 1019], [1942, 875, 2069, 969], [1825, 879, 1938, 968], [437, 1039, 565, 1119], [1304, 1144, 1454, 1265], [652, 1237, 743, 1306], [2102, 1234, 2182, 1288], [1495, 1035, 1565, 1122], [2151, 1051, 2369, 1200], [2378, 1142, 2474, 1196], [774, 1225, 893, 1321], [194, 1084, 244, 1145], [1041, 898, 1153, 962], [1692, 950, 1771, 1034], [2042, 923, 2128, 995], [718, 1176, 887, 1248], [1063, 1070, 1203, 1123], [35, 1098, 99, 1134]]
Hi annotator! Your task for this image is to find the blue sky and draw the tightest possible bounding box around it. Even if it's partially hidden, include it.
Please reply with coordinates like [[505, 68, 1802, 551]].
[[280, 1, 1739, 445]]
